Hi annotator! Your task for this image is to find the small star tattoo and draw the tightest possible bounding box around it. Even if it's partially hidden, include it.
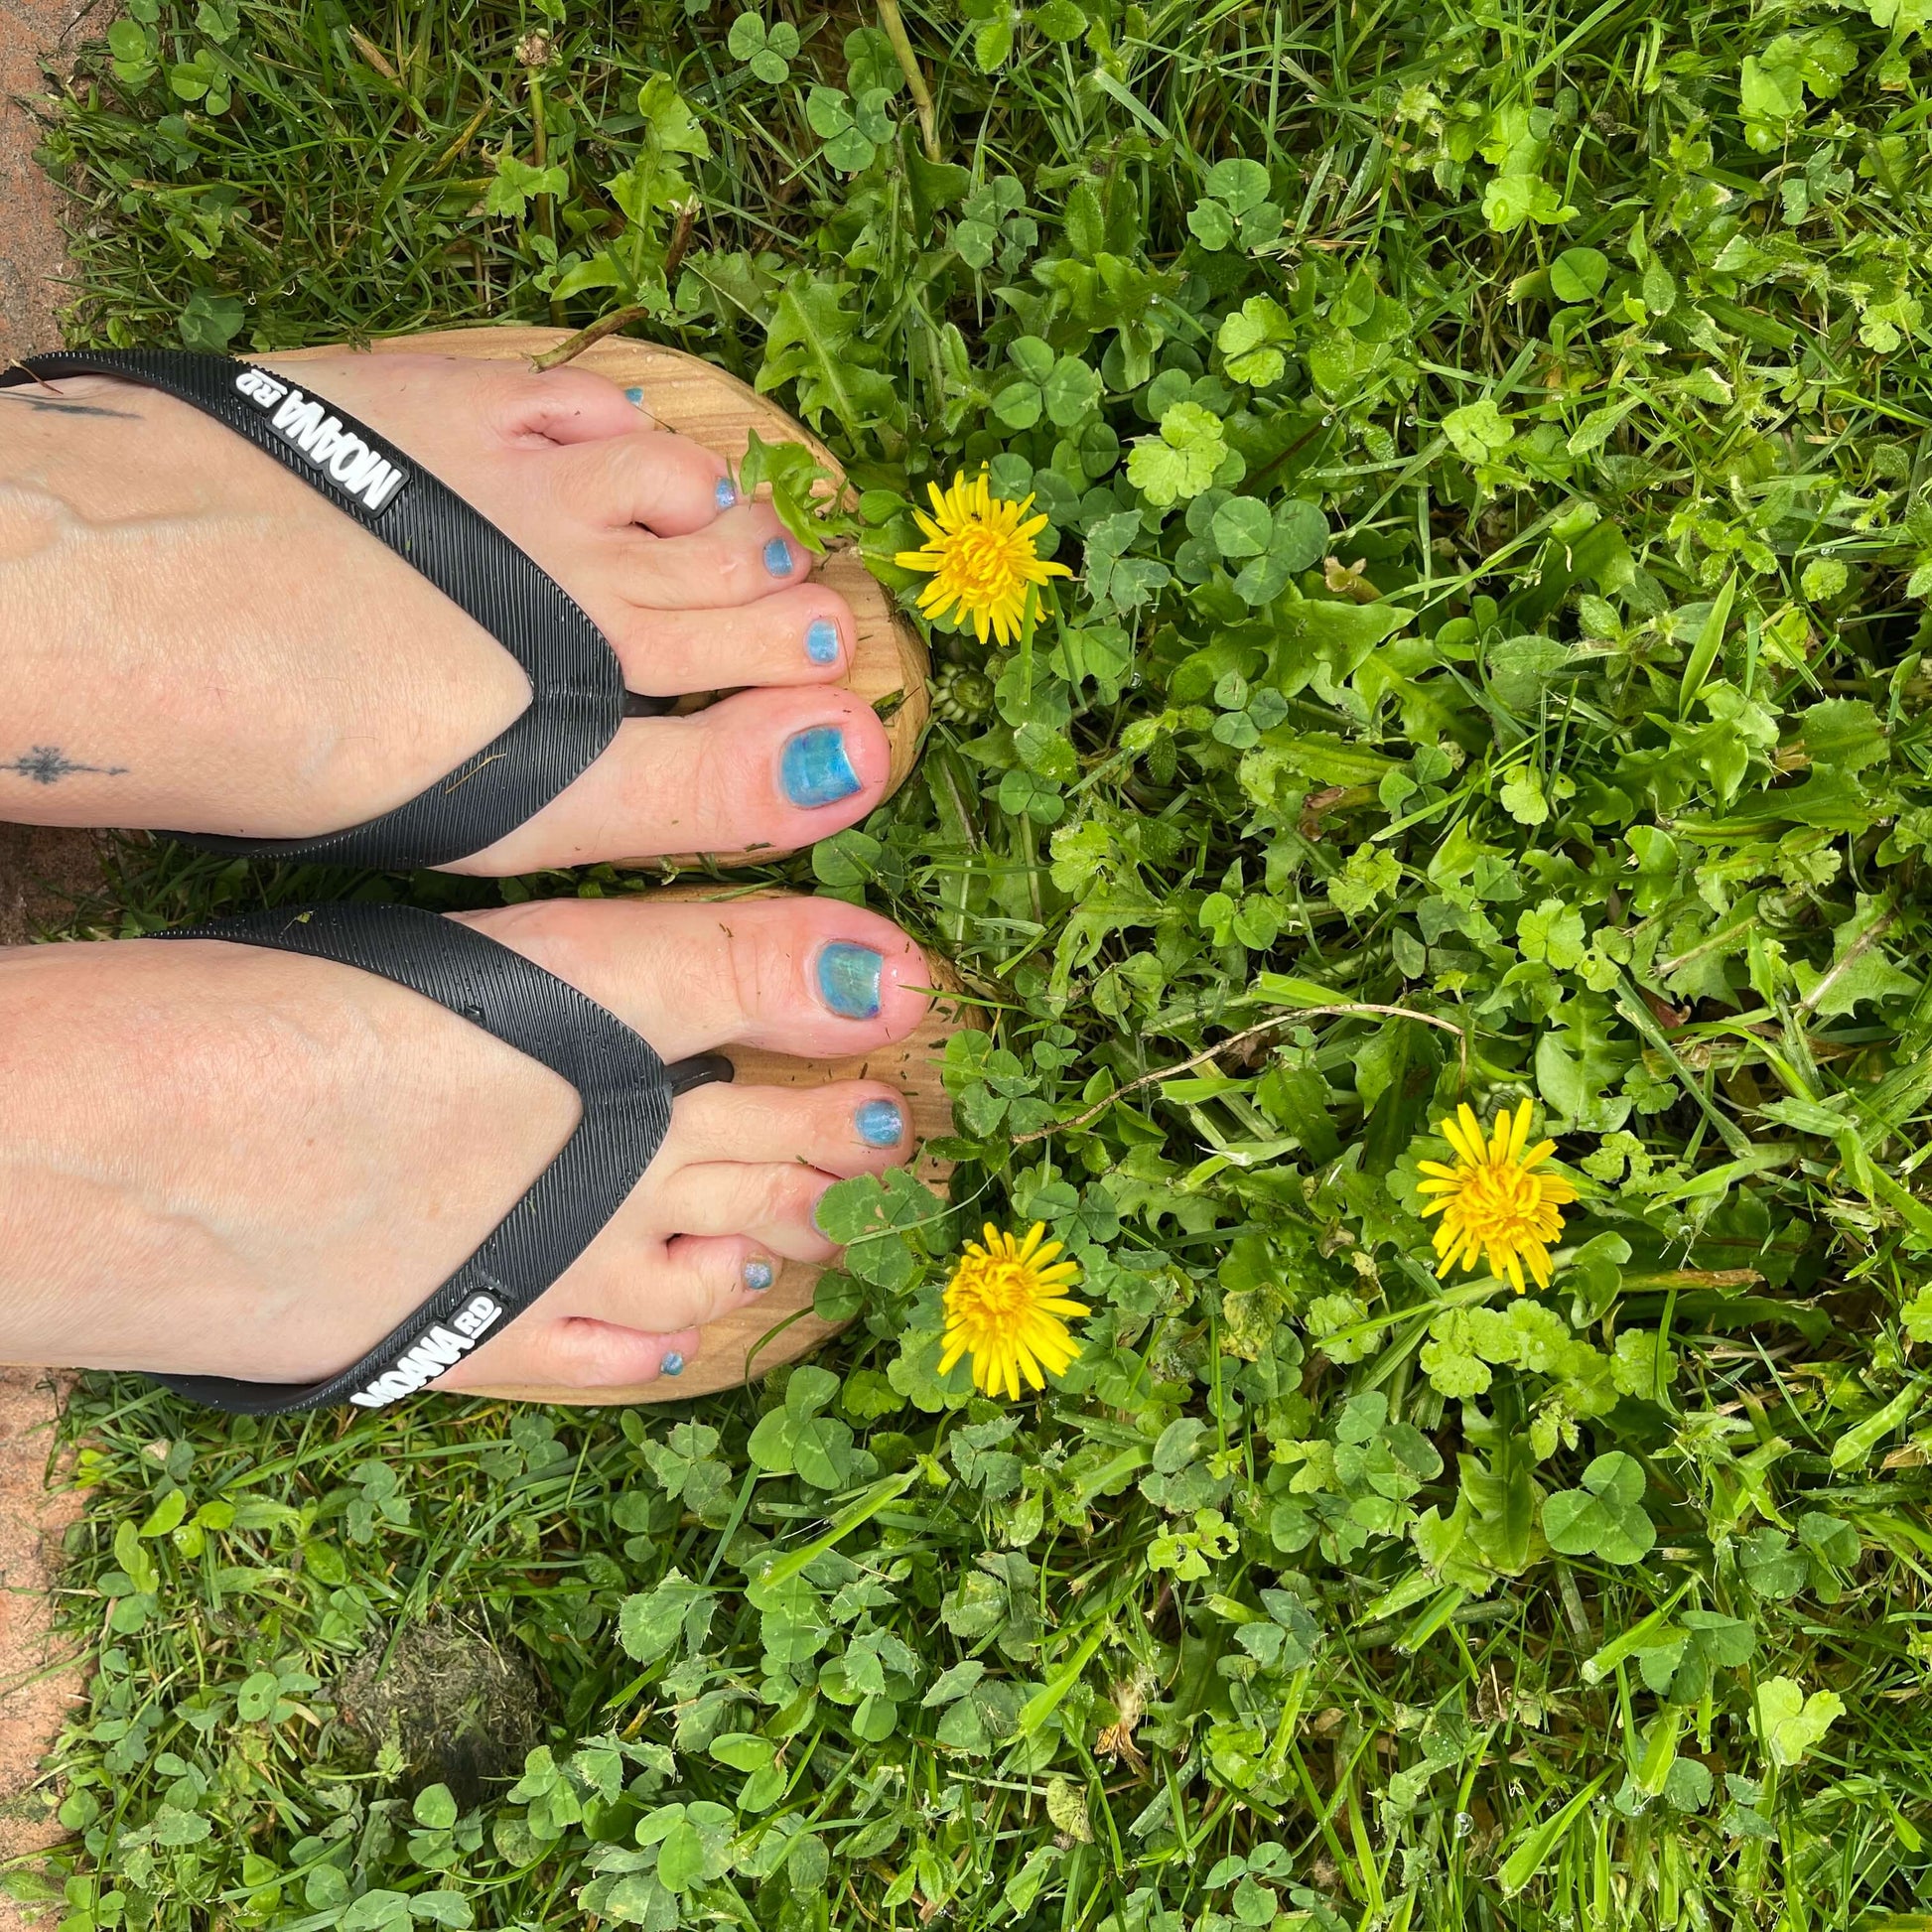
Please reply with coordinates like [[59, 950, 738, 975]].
[[1, 747, 128, 784]]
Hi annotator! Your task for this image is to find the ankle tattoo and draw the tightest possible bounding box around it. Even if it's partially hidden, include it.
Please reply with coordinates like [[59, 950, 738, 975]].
[[1, 746, 128, 784]]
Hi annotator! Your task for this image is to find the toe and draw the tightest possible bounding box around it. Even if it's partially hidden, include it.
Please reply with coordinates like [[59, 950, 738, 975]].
[[441, 1314, 702, 1393], [495, 363, 655, 448], [549, 429, 736, 538], [459, 687, 893, 873], [651, 1162, 839, 1263], [611, 507, 810, 609], [458, 894, 934, 1062], [611, 585, 855, 695], [573, 1233, 786, 1335], [666, 1079, 914, 1177]]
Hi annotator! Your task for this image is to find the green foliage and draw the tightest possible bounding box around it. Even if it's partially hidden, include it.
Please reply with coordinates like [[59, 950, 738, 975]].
[[28, 0, 1932, 1926]]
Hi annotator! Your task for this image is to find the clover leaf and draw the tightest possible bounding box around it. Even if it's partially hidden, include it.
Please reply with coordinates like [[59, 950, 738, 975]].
[[805, 83, 894, 173], [727, 12, 799, 83], [1127, 401, 1229, 507], [1541, 1451, 1655, 1565], [1755, 1676, 1845, 1768], [748, 1365, 854, 1488]]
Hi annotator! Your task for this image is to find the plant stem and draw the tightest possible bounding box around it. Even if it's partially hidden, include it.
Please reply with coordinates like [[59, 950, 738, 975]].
[[528, 69, 563, 328], [876, 0, 940, 163], [529, 305, 651, 372]]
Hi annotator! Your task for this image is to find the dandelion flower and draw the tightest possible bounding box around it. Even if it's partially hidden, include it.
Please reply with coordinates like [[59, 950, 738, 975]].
[[894, 472, 1071, 646], [939, 1221, 1088, 1400], [1416, 1098, 1578, 1295]]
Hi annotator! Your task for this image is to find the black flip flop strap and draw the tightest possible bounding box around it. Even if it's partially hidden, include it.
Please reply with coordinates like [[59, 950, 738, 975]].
[[147, 903, 730, 1415], [0, 349, 662, 870]]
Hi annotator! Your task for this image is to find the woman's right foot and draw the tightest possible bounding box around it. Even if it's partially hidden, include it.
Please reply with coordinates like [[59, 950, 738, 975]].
[[0, 895, 931, 1397], [0, 350, 896, 873]]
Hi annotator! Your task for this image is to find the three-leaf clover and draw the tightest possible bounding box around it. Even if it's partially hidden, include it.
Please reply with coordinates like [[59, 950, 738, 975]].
[[484, 150, 568, 220], [1216, 295, 1293, 386], [953, 175, 1035, 273], [727, 12, 799, 83], [1542, 1450, 1656, 1565], [805, 83, 894, 173], [991, 336, 1103, 431], [748, 1365, 855, 1488], [1755, 1675, 1846, 1768], [1186, 158, 1283, 252]]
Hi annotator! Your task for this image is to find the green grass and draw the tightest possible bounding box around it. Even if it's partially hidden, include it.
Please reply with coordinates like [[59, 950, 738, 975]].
[[10, 0, 1932, 1927]]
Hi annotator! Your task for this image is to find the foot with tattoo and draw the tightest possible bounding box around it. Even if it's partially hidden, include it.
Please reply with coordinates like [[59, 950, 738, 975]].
[[0, 351, 891, 872]]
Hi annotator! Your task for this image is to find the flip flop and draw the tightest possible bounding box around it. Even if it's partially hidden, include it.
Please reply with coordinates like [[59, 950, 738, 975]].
[[142, 896, 970, 1415], [0, 332, 927, 872]]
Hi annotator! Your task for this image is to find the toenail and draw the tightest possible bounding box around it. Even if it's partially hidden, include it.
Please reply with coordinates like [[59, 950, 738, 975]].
[[716, 477, 739, 510], [745, 1257, 775, 1293], [806, 618, 841, 665], [816, 941, 884, 1020], [624, 385, 646, 408], [856, 1099, 905, 1147], [661, 1350, 685, 1377], [781, 727, 862, 809], [764, 536, 796, 577]]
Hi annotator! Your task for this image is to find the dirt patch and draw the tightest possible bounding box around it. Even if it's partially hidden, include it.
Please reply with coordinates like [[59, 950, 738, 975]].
[[333, 1617, 550, 1811]]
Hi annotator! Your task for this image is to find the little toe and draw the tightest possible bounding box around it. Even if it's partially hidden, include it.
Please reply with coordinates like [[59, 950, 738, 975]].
[[503, 363, 661, 448], [441, 1314, 702, 1394]]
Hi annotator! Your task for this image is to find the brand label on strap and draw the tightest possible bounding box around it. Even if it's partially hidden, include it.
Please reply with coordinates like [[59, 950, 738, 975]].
[[233, 367, 411, 514], [347, 1291, 502, 1408]]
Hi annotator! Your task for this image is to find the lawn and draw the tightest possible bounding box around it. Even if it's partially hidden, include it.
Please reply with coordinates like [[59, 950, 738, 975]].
[[11, 0, 1932, 1926]]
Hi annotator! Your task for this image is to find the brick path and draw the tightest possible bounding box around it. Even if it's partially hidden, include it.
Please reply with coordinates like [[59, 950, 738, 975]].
[[0, 2, 112, 1918]]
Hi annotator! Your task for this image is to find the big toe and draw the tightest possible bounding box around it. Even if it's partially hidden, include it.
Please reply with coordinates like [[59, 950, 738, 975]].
[[460, 892, 934, 1063], [459, 688, 894, 873]]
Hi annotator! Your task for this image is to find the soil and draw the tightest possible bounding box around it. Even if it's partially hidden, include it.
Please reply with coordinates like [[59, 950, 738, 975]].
[[0, 3, 114, 1919]]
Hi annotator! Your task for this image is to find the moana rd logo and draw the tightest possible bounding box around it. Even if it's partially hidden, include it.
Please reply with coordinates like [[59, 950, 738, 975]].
[[233, 366, 411, 513]]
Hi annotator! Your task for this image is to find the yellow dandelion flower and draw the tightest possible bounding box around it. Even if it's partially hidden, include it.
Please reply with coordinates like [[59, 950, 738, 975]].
[[894, 471, 1072, 646], [1416, 1098, 1579, 1295], [939, 1221, 1088, 1401]]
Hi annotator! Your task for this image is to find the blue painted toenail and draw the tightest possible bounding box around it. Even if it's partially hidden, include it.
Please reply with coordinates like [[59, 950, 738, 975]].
[[856, 1099, 905, 1147], [745, 1258, 774, 1292], [624, 385, 646, 407], [716, 477, 739, 510], [817, 941, 884, 1020], [764, 536, 795, 577], [806, 618, 841, 665], [660, 1351, 685, 1377], [781, 727, 862, 809]]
